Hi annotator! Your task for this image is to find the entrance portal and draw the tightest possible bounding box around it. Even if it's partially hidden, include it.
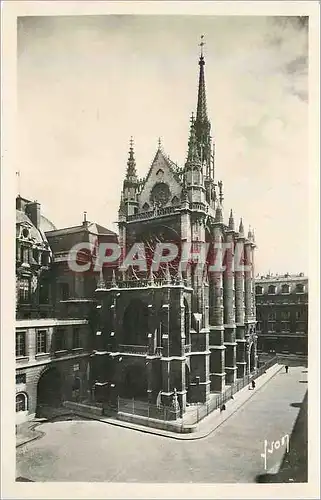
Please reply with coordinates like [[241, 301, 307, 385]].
[[36, 367, 62, 417], [123, 299, 149, 345], [119, 364, 147, 400]]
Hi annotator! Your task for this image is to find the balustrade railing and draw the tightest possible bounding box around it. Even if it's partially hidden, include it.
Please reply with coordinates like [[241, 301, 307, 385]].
[[126, 205, 178, 222], [118, 344, 148, 355]]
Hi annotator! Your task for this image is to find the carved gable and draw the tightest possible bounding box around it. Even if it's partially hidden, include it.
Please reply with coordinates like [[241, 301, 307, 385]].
[[138, 149, 182, 210]]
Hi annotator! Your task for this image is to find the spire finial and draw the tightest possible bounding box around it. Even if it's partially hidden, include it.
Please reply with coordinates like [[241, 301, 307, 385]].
[[83, 211, 87, 223], [126, 136, 137, 179], [158, 137, 162, 149], [218, 180, 224, 205], [16, 171, 21, 196], [199, 34, 205, 58]]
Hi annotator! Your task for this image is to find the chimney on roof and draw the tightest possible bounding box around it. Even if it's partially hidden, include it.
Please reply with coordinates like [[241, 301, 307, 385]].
[[83, 211, 88, 226]]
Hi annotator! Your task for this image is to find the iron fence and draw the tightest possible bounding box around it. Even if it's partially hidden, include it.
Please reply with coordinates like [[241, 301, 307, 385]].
[[115, 356, 278, 427]]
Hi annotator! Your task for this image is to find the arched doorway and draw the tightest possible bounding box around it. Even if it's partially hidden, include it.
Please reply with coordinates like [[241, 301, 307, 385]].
[[36, 367, 62, 417], [119, 363, 148, 400], [123, 299, 149, 345]]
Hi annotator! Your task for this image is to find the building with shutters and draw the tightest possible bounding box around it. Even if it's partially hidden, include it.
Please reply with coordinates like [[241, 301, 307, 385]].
[[255, 273, 308, 355]]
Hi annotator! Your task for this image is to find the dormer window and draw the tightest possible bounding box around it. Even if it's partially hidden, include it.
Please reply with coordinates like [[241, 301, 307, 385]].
[[268, 285, 276, 294], [255, 285, 264, 295], [296, 283, 305, 294], [172, 196, 179, 206], [281, 284, 290, 294], [22, 227, 30, 239], [142, 202, 150, 211]]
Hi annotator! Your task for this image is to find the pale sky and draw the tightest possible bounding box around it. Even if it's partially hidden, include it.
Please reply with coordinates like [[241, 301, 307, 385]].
[[17, 15, 308, 276]]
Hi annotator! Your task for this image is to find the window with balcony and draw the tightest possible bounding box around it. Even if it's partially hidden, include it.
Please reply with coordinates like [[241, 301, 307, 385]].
[[22, 246, 29, 264], [296, 310, 305, 320], [36, 330, 47, 354], [60, 283, 69, 301], [18, 279, 30, 303], [16, 331, 26, 357], [268, 285, 276, 294], [281, 311, 290, 320], [267, 322, 275, 332], [73, 328, 81, 349], [16, 393, 28, 412], [55, 328, 66, 352], [281, 322, 290, 331]]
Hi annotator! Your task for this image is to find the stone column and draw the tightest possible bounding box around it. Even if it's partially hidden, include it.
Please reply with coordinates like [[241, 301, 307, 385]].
[[235, 235, 246, 378], [208, 223, 225, 393], [223, 230, 237, 385], [244, 238, 257, 373]]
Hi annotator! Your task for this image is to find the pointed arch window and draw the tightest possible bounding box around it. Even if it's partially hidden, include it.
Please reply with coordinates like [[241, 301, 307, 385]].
[[268, 285, 276, 295], [255, 286, 264, 295]]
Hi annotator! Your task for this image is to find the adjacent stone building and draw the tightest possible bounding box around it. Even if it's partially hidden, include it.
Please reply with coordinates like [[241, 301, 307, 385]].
[[15, 197, 116, 424], [91, 48, 258, 415], [255, 273, 308, 355]]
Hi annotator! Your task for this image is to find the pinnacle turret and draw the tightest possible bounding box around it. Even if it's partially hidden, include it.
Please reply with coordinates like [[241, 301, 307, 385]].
[[126, 137, 138, 181], [239, 218, 244, 237], [186, 114, 200, 164], [215, 202, 223, 223], [228, 209, 235, 231]]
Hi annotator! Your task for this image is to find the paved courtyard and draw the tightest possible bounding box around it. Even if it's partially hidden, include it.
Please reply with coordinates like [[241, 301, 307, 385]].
[[16, 365, 308, 483]]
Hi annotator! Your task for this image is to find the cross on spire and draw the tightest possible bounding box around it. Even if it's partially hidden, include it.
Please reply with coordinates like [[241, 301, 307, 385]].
[[199, 34, 205, 57]]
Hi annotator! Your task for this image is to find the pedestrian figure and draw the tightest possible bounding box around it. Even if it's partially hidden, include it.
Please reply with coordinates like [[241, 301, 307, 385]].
[[251, 379, 256, 389], [285, 365, 289, 374], [220, 404, 226, 413]]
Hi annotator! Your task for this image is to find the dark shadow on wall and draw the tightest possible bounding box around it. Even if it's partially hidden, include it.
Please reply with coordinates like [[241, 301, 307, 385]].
[[255, 391, 308, 483]]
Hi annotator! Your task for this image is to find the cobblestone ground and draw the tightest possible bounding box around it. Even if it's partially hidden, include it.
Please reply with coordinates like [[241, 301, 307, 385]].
[[16, 365, 307, 483]]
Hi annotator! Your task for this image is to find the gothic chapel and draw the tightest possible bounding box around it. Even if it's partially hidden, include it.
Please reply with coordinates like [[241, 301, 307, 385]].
[[92, 43, 257, 415]]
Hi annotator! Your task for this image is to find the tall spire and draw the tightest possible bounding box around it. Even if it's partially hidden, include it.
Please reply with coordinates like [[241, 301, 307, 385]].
[[194, 35, 212, 174], [126, 137, 137, 180]]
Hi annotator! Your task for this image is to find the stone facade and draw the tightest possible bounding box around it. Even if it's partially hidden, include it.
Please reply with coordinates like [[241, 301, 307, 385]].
[[90, 48, 257, 415], [15, 200, 116, 424], [255, 273, 308, 355]]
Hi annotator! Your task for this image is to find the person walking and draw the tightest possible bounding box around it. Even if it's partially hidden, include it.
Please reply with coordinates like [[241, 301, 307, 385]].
[[251, 379, 256, 390], [285, 365, 289, 374]]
